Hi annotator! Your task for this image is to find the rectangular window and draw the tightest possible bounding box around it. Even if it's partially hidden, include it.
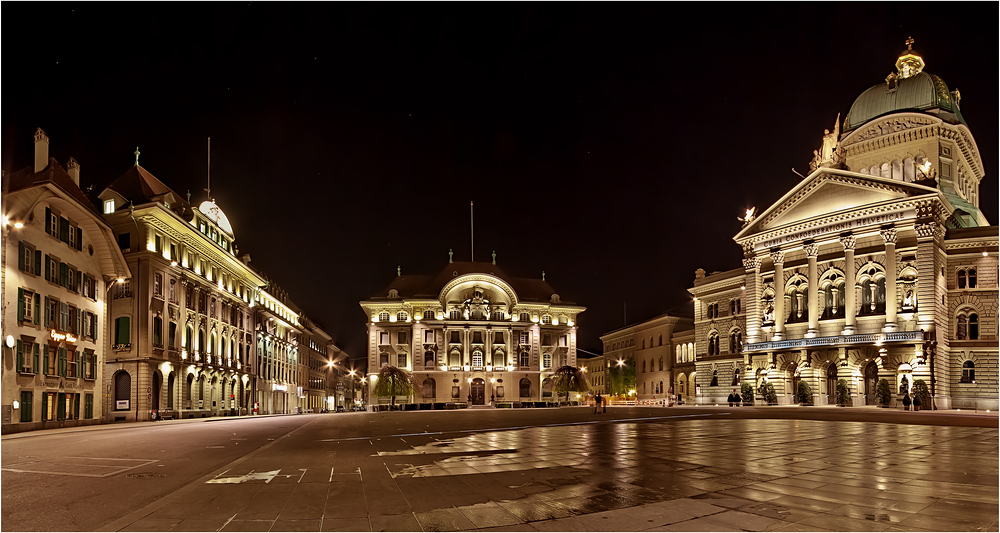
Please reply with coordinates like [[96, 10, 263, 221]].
[[559, 335, 567, 347], [19, 241, 36, 273], [543, 334, 552, 346], [398, 353, 407, 367], [169, 322, 177, 349], [472, 331, 483, 343], [114, 317, 131, 347], [450, 331, 460, 343], [494, 332, 504, 344], [379, 332, 389, 345], [118, 232, 130, 251], [21, 289, 35, 323], [397, 331, 407, 345], [85, 393, 94, 418], [67, 349, 77, 378], [543, 352, 552, 369], [20, 391, 33, 422], [68, 224, 76, 249], [49, 212, 59, 238], [520, 332, 529, 345], [47, 346, 57, 375], [424, 330, 434, 343], [104, 199, 115, 214], [154, 273, 163, 298], [155, 234, 162, 253], [169, 279, 176, 302]]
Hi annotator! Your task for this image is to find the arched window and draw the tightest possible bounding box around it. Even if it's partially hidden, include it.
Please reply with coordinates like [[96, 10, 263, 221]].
[[860, 278, 886, 315], [152, 316, 162, 346], [397, 311, 408, 322], [642, 359, 647, 373], [424, 351, 435, 366], [710, 370, 719, 387], [519, 313, 530, 322], [961, 361, 975, 383], [969, 314, 979, 340], [423, 310, 434, 320], [643, 382, 647, 394], [198, 329, 205, 357], [541, 315, 552, 325], [958, 270, 967, 289], [658, 334, 663, 346], [542, 378, 552, 398], [708, 333, 719, 356], [730, 331, 742, 353], [641, 339, 645, 350], [378, 312, 389, 322], [422, 378, 436, 398], [659, 357, 663, 371], [969, 269, 977, 288], [519, 378, 531, 397]]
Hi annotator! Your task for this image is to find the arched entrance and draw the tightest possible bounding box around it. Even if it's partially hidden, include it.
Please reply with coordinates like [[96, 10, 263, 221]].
[[864, 361, 879, 405], [152, 372, 162, 412], [826, 364, 838, 404], [677, 373, 687, 403], [470, 378, 485, 405]]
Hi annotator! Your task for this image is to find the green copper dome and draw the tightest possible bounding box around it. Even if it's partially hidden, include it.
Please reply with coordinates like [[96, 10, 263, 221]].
[[844, 72, 965, 131]]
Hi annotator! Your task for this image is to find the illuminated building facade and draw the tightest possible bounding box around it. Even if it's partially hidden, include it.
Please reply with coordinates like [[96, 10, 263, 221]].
[[252, 277, 306, 415], [599, 314, 693, 403], [98, 161, 265, 421], [359, 258, 585, 406], [690, 42, 998, 409], [2, 129, 130, 433], [301, 317, 349, 411]]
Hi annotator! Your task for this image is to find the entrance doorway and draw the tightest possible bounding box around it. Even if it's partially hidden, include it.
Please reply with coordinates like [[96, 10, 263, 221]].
[[470, 378, 485, 405], [826, 364, 838, 404], [864, 361, 879, 405]]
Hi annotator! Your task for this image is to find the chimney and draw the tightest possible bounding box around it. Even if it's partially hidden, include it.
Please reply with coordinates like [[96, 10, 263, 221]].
[[67, 157, 81, 186], [34, 128, 50, 173]]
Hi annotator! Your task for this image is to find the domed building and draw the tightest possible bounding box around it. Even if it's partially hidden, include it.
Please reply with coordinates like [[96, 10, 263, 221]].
[[689, 40, 997, 410], [360, 256, 585, 408]]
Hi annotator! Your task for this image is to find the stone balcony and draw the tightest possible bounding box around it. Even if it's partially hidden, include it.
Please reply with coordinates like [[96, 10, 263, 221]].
[[745, 330, 927, 353]]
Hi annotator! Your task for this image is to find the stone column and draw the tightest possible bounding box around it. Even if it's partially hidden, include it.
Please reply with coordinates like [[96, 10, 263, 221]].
[[743, 256, 762, 344], [771, 251, 786, 340], [804, 243, 820, 337], [881, 228, 898, 332], [840, 235, 857, 335]]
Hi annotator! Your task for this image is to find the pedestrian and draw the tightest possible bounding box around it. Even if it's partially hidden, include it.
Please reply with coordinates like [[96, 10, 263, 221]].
[[594, 394, 601, 414], [728, 389, 738, 407], [602, 394, 607, 413]]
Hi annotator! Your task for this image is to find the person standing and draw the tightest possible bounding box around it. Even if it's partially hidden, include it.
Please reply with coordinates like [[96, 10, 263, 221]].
[[594, 394, 602, 414]]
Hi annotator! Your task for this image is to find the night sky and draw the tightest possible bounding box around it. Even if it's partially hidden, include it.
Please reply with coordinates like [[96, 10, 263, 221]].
[[4, 4, 996, 365]]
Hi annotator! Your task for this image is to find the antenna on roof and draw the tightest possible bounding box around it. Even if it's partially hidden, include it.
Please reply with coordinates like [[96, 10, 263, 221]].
[[205, 137, 212, 201], [470, 201, 474, 262]]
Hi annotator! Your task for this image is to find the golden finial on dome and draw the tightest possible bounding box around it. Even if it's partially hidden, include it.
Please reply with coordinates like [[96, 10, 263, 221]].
[[895, 36, 924, 79]]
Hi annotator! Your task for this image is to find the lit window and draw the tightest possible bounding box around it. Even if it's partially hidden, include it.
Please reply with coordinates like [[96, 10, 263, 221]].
[[541, 315, 552, 325], [960, 360, 975, 383], [104, 199, 115, 214]]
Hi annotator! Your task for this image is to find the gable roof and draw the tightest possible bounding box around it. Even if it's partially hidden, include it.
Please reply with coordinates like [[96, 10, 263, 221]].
[[104, 164, 180, 205], [6, 159, 99, 215]]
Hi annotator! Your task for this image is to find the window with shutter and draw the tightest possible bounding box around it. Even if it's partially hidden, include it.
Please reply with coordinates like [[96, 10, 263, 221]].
[[76, 228, 83, 251], [59, 217, 69, 243], [34, 250, 41, 276], [17, 287, 24, 322], [16, 340, 24, 372], [33, 343, 40, 373], [20, 391, 33, 422]]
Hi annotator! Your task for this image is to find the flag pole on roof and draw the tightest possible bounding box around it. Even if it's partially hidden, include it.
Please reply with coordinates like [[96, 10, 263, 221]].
[[470, 201, 474, 262], [205, 137, 212, 201]]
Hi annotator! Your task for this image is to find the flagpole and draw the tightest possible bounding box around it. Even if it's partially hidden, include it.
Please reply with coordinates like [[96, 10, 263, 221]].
[[470, 201, 474, 262]]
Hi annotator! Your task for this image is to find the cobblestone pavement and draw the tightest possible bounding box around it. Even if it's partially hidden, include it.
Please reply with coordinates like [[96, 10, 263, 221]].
[[89, 409, 999, 532]]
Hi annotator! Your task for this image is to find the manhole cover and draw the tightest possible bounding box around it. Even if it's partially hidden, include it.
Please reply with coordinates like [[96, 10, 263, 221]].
[[125, 472, 166, 479]]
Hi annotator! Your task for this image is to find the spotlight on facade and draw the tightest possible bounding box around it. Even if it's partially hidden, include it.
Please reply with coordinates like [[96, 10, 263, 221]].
[[13, 222, 24, 228]]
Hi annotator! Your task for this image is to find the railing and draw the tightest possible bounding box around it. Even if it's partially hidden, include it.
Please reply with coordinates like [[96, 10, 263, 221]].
[[746, 330, 925, 352]]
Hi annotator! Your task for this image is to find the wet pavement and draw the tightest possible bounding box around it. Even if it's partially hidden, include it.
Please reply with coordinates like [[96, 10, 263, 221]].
[[90, 409, 999, 532]]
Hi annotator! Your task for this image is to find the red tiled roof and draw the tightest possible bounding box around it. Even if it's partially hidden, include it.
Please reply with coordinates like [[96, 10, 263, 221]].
[[6, 159, 99, 214]]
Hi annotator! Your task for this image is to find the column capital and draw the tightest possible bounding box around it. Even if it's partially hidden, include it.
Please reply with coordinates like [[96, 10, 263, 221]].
[[803, 243, 820, 257], [743, 257, 762, 271], [880, 227, 898, 245], [915, 222, 943, 240], [839, 234, 856, 251], [770, 250, 785, 265]]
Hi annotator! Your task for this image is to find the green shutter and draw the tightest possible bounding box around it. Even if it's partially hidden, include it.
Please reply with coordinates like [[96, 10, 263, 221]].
[[17, 288, 24, 322], [76, 271, 82, 293], [59, 347, 67, 376], [85, 394, 93, 419], [76, 228, 83, 251], [34, 250, 41, 275], [43, 347, 49, 375], [45, 207, 51, 234], [16, 340, 24, 371], [33, 343, 40, 373], [74, 394, 80, 419], [18, 241, 25, 270], [76, 311, 82, 336], [91, 312, 98, 341], [34, 294, 40, 325], [59, 217, 69, 243], [60, 263, 68, 288], [44, 255, 50, 281], [43, 297, 50, 327]]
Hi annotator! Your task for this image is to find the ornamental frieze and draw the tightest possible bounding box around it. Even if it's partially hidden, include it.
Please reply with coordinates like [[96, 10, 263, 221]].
[[847, 116, 936, 144], [752, 203, 919, 252]]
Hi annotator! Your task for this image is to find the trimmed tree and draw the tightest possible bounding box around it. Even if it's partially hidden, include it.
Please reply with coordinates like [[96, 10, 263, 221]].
[[836, 378, 851, 406], [795, 380, 813, 405], [912, 379, 931, 410], [761, 382, 778, 405], [551, 365, 590, 405], [373, 366, 414, 410], [740, 381, 755, 405], [608, 358, 636, 398], [875, 378, 892, 406]]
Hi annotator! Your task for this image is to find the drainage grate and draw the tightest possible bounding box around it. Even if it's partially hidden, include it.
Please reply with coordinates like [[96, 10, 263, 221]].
[[125, 472, 165, 479]]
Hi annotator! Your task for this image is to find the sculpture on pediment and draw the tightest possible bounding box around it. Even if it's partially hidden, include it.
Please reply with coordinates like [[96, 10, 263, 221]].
[[738, 207, 757, 226], [814, 114, 846, 170]]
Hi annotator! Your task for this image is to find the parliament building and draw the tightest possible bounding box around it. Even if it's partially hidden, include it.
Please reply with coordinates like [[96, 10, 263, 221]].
[[689, 41, 997, 410]]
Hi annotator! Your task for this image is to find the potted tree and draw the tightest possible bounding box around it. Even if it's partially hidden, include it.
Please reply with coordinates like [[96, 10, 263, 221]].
[[740, 382, 754, 406], [836, 379, 851, 406], [902, 393, 911, 410], [875, 378, 892, 407], [912, 379, 930, 411], [373, 366, 414, 411], [795, 380, 813, 405], [761, 382, 778, 405]]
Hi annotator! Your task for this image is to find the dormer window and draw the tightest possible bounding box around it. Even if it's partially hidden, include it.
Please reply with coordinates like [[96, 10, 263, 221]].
[[388, 289, 399, 299], [104, 199, 115, 214], [378, 312, 389, 322]]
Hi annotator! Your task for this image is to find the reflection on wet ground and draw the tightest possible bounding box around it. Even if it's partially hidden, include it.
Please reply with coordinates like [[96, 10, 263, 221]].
[[368, 419, 998, 531]]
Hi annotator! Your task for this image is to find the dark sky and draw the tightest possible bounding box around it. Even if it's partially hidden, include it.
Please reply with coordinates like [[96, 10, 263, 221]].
[[4, 4, 996, 364]]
